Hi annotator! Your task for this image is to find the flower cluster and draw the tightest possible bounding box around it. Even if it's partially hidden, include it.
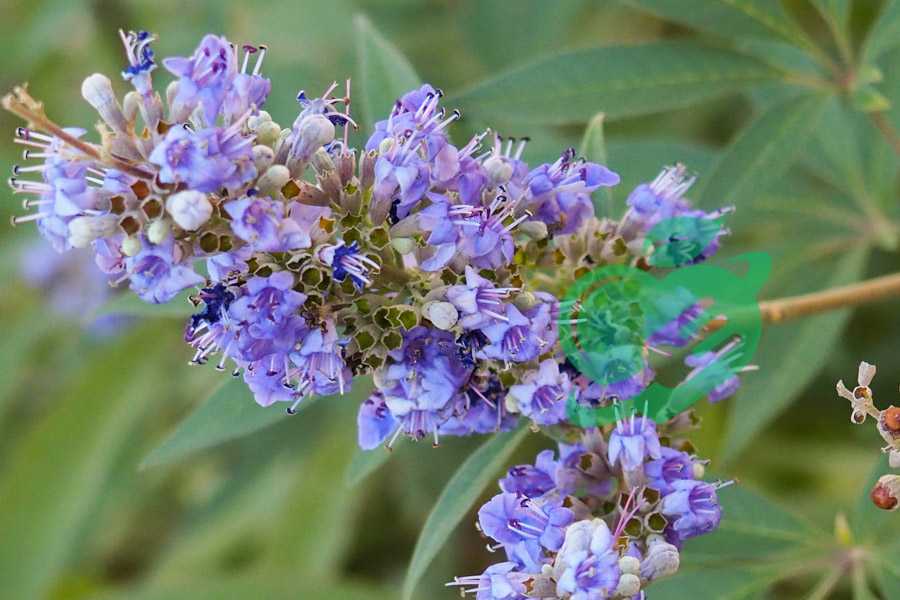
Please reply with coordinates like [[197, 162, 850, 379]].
[[449, 415, 727, 598], [4, 30, 744, 435], [837, 361, 900, 511]]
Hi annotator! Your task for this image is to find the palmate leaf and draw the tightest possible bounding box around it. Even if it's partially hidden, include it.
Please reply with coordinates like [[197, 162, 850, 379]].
[[448, 42, 780, 126], [0, 325, 169, 600], [354, 13, 421, 133], [402, 425, 529, 600], [698, 92, 830, 207]]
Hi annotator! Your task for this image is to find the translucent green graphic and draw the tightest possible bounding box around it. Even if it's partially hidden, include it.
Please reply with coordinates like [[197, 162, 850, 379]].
[[644, 215, 727, 268], [560, 217, 769, 426]]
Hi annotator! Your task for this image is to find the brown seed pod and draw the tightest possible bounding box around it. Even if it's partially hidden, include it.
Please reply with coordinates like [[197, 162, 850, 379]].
[[871, 475, 900, 511], [882, 406, 900, 433]]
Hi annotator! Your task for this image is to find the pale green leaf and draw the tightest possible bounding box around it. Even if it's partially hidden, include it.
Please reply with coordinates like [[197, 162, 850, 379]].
[[0, 326, 167, 600], [723, 245, 870, 463], [618, 0, 814, 49], [345, 439, 403, 487], [699, 93, 829, 207], [93, 290, 194, 319], [579, 113, 614, 217], [449, 42, 779, 126], [140, 378, 289, 468], [402, 425, 529, 600], [354, 13, 421, 131], [648, 565, 774, 600]]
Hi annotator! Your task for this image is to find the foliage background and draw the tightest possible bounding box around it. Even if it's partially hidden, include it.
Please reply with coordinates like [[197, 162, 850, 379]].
[[0, 0, 898, 598]]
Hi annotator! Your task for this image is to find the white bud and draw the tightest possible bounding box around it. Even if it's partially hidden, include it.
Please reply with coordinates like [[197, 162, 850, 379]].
[[519, 220, 548, 240], [618, 555, 641, 576], [483, 154, 513, 185], [891, 449, 900, 469], [640, 539, 680, 582], [423, 301, 458, 330], [67, 215, 118, 248], [121, 236, 142, 256], [147, 218, 171, 244], [81, 73, 127, 132], [292, 114, 334, 161], [257, 164, 290, 197], [166, 190, 212, 231], [252, 145, 275, 172], [614, 574, 641, 598], [248, 110, 272, 130], [378, 136, 395, 155], [692, 462, 706, 479], [255, 121, 282, 147]]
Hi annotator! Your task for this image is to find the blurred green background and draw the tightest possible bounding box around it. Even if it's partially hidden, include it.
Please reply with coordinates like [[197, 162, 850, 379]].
[[0, 1, 898, 598]]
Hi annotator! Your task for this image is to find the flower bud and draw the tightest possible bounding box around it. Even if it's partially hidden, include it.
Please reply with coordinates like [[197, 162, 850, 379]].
[[423, 301, 458, 330], [147, 218, 171, 244], [68, 215, 118, 248], [618, 555, 640, 576], [255, 121, 282, 147], [166, 190, 212, 231], [291, 114, 334, 162], [247, 110, 272, 130], [692, 462, 705, 479], [311, 147, 335, 173], [391, 237, 415, 255], [891, 449, 900, 469], [881, 406, 900, 436], [871, 475, 900, 511], [252, 144, 275, 172], [483, 154, 513, 185], [121, 235, 142, 257], [378, 137, 395, 155], [640, 538, 680, 582], [519, 220, 548, 241], [257, 165, 290, 197], [614, 573, 641, 598], [82, 73, 127, 132]]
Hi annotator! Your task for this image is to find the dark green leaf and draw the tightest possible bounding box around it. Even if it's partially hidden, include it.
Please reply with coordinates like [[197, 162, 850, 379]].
[[354, 14, 421, 132], [699, 93, 829, 207], [450, 42, 779, 126], [402, 425, 529, 600], [863, 0, 900, 62]]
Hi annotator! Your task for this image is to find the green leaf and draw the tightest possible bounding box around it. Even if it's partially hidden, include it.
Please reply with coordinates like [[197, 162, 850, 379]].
[[579, 113, 614, 217], [449, 42, 779, 126], [618, 0, 814, 49], [648, 565, 774, 600], [811, 0, 851, 35], [722, 245, 870, 464], [93, 291, 194, 319], [863, 0, 900, 62], [354, 13, 421, 132], [687, 483, 824, 563], [699, 93, 829, 207], [345, 439, 403, 487], [140, 378, 288, 468], [0, 326, 166, 600], [402, 425, 529, 600], [94, 575, 395, 600]]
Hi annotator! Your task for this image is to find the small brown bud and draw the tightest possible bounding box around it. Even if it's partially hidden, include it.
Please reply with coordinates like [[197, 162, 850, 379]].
[[871, 475, 900, 511], [882, 406, 900, 432]]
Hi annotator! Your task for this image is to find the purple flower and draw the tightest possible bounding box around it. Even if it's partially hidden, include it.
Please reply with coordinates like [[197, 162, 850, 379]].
[[552, 518, 621, 598], [446, 266, 518, 330], [508, 359, 571, 426], [660, 479, 722, 544], [607, 416, 662, 471], [224, 195, 309, 252], [318, 241, 379, 289], [243, 361, 298, 407], [682, 339, 751, 404], [439, 376, 519, 436], [120, 30, 157, 96], [376, 326, 472, 444], [289, 319, 350, 396], [500, 449, 559, 498], [357, 392, 398, 450], [447, 562, 531, 600], [228, 271, 306, 362], [480, 302, 552, 363], [150, 124, 256, 193], [645, 447, 697, 495], [478, 493, 574, 566], [125, 236, 203, 303], [164, 34, 236, 123], [222, 45, 271, 121]]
